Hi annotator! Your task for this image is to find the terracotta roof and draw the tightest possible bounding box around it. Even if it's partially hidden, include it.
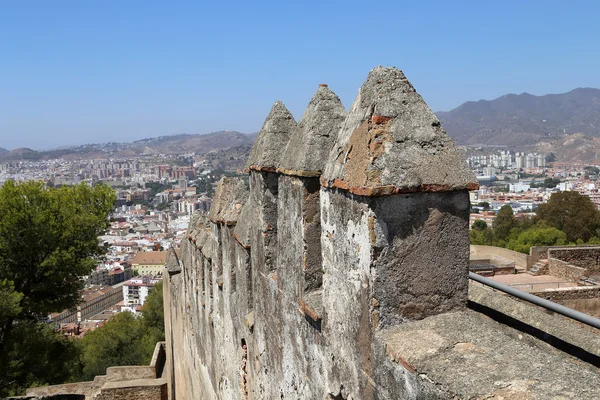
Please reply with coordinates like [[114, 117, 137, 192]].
[[131, 251, 168, 265]]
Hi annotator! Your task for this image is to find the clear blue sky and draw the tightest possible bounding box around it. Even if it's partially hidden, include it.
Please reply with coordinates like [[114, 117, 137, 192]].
[[1, 1, 599, 150]]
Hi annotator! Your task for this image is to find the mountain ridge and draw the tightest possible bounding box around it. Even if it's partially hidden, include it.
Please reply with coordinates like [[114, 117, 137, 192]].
[[438, 87, 600, 146], [3, 87, 600, 163], [0, 131, 258, 161]]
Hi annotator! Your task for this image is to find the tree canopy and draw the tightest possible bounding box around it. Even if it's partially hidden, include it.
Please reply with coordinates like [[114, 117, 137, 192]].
[[535, 191, 600, 242], [77, 281, 164, 380], [0, 181, 116, 321], [507, 227, 568, 254], [471, 220, 488, 231], [0, 181, 115, 395], [470, 192, 600, 254], [492, 205, 518, 244]]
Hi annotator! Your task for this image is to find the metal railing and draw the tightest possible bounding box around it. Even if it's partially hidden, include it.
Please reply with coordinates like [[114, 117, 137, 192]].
[[469, 272, 600, 329]]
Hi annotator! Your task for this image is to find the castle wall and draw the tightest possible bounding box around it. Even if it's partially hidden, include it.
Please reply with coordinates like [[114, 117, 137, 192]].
[[163, 67, 478, 399]]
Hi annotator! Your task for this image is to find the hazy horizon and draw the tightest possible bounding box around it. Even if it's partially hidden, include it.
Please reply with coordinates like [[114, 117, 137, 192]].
[[2, 1, 600, 150]]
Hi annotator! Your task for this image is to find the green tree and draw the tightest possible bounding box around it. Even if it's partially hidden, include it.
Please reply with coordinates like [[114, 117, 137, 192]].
[[138, 281, 165, 359], [535, 191, 600, 242], [79, 312, 146, 380], [0, 181, 116, 395], [507, 227, 568, 254], [0, 280, 22, 324], [493, 205, 518, 242], [77, 281, 164, 381], [470, 228, 494, 246], [588, 237, 600, 245], [141, 281, 164, 333], [471, 220, 488, 231], [2, 321, 82, 396], [478, 202, 490, 211], [584, 166, 600, 178]]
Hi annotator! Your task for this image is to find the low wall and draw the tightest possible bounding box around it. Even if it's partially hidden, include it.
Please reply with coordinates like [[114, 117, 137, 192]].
[[548, 258, 587, 282], [530, 246, 551, 266], [557, 298, 600, 318], [530, 286, 600, 318], [106, 366, 157, 382], [470, 245, 529, 269], [93, 378, 167, 400], [150, 342, 167, 378], [468, 283, 600, 359], [26, 382, 96, 397], [530, 286, 600, 301], [25, 342, 167, 400], [548, 247, 600, 274], [530, 245, 600, 272], [469, 259, 515, 276]]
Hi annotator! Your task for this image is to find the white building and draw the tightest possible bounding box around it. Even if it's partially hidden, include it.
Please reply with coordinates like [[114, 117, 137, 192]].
[[537, 153, 546, 168], [558, 182, 574, 192], [509, 182, 531, 193], [122, 276, 161, 310], [515, 153, 525, 169], [526, 153, 535, 169]]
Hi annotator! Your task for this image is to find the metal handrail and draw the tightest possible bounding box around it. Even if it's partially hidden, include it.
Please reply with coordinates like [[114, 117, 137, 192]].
[[469, 272, 600, 329]]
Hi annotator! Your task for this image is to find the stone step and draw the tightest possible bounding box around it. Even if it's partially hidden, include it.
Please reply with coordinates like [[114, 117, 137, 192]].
[[528, 259, 549, 275]]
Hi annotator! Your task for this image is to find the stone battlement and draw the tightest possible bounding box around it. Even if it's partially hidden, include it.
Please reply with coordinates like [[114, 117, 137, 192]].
[[163, 67, 600, 399]]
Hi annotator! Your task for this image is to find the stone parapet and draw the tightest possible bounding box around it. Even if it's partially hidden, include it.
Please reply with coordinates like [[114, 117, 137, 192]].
[[162, 67, 599, 400]]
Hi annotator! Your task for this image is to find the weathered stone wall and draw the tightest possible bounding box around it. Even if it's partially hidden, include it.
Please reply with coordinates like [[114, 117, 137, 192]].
[[531, 286, 600, 301], [548, 247, 600, 274], [548, 258, 587, 281], [529, 285, 600, 318], [92, 380, 167, 400], [555, 298, 600, 318], [530, 245, 600, 272], [164, 67, 479, 399]]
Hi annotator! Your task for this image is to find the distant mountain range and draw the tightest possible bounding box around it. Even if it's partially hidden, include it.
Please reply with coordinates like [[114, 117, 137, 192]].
[[438, 87, 600, 146], [0, 131, 258, 162], [537, 133, 600, 164], [3, 88, 600, 164]]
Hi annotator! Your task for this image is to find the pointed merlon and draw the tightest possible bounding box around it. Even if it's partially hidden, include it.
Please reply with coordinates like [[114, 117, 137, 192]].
[[278, 85, 346, 176], [207, 177, 249, 225], [188, 213, 210, 249], [247, 101, 297, 172], [321, 66, 478, 196], [232, 194, 255, 249], [165, 247, 182, 275]]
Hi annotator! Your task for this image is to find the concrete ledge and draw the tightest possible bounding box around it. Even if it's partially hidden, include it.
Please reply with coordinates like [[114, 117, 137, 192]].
[[378, 309, 600, 399], [106, 365, 156, 381], [26, 382, 95, 397], [101, 377, 167, 390], [150, 341, 167, 378], [97, 378, 167, 400], [469, 283, 600, 359]]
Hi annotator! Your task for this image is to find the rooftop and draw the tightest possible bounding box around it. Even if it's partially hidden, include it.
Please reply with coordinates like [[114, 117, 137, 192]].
[[130, 251, 167, 265]]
